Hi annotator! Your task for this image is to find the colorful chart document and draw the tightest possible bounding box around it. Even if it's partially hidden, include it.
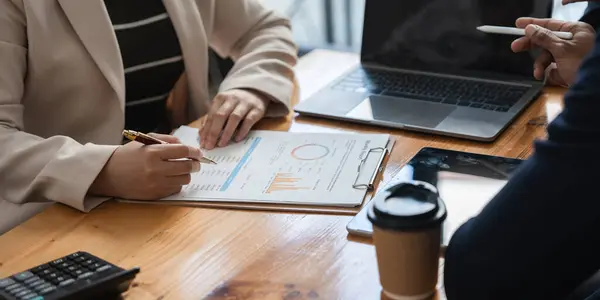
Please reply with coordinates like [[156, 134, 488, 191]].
[[161, 126, 392, 207]]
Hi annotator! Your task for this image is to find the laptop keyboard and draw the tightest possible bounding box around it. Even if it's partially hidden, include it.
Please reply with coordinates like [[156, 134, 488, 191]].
[[332, 68, 530, 112]]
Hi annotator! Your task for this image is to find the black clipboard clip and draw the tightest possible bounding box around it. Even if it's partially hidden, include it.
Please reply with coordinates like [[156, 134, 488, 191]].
[[352, 147, 388, 190]]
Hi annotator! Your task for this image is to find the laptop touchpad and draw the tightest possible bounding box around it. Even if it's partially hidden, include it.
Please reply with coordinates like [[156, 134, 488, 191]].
[[346, 95, 455, 128]]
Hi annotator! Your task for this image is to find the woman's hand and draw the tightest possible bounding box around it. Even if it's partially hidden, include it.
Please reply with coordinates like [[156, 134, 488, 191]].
[[89, 133, 203, 200], [199, 89, 270, 150]]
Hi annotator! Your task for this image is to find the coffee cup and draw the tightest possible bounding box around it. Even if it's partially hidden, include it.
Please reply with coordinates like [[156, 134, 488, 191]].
[[368, 180, 447, 300]]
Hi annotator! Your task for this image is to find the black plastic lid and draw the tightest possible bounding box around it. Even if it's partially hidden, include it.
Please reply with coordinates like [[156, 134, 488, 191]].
[[367, 180, 447, 231]]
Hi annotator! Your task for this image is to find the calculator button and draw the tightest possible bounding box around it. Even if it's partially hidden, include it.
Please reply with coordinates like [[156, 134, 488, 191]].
[[77, 272, 94, 279], [72, 269, 85, 277], [57, 262, 72, 269], [6, 283, 23, 292], [96, 265, 112, 272], [73, 257, 86, 263], [23, 276, 41, 285], [14, 271, 35, 281], [20, 293, 40, 300], [46, 272, 60, 280], [58, 279, 75, 287], [67, 252, 81, 259], [27, 279, 46, 288], [50, 258, 65, 265], [67, 266, 78, 273], [15, 289, 33, 297], [30, 265, 49, 274], [33, 283, 53, 292], [38, 286, 56, 295], [38, 269, 53, 276], [10, 286, 28, 295], [51, 275, 71, 285], [82, 259, 95, 266], [0, 277, 16, 288]]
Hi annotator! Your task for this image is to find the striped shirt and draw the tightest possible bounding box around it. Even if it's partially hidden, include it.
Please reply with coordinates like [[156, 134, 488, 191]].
[[104, 0, 185, 133]]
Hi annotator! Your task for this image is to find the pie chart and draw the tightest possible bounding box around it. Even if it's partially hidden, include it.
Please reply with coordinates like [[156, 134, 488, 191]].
[[291, 144, 330, 160]]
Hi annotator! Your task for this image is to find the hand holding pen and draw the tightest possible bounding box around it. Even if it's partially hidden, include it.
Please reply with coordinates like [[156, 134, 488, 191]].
[[88, 131, 214, 201], [477, 19, 594, 88], [123, 130, 217, 165], [508, 18, 595, 87]]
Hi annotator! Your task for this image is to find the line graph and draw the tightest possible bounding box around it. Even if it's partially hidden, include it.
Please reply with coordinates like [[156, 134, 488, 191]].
[[265, 172, 311, 194]]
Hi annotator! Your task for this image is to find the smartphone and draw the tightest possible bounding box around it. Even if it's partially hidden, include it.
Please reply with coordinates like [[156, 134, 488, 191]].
[[346, 147, 523, 247], [346, 197, 376, 237]]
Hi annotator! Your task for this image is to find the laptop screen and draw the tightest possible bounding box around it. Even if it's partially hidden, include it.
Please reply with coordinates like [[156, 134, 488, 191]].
[[360, 0, 552, 79]]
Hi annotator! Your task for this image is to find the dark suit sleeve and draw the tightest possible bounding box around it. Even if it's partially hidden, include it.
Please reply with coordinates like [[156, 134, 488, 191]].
[[581, 2, 600, 29], [444, 32, 600, 300]]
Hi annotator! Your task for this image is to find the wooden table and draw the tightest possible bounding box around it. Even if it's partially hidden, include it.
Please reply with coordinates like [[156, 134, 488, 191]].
[[0, 50, 565, 300]]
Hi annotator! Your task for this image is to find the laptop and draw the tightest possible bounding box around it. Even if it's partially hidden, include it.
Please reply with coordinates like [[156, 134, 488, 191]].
[[294, 0, 551, 141]]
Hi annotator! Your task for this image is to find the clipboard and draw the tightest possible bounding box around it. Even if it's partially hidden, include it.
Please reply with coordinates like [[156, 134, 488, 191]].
[[352, 147, 389, 190], [119, 128, 395, 214], [352, 136, 395, 190]]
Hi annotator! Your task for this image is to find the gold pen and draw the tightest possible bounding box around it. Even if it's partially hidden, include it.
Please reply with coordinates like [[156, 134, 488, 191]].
[[122, 130, 217, 165]]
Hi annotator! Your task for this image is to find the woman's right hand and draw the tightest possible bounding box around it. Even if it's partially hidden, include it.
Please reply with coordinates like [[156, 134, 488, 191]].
[[89, 133, 203, 200]]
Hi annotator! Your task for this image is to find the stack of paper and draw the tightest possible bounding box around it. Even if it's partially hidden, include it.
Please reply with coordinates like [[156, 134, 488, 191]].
[[123, 126, 393, 210]]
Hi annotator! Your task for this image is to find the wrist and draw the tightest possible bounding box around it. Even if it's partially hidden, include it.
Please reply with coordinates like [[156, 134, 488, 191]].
[[88, 168, 112, 197], [238, 88, 272, 106]]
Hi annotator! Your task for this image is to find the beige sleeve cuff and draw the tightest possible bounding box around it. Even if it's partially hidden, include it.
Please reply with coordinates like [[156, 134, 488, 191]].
[[45, 143, 119, 212]]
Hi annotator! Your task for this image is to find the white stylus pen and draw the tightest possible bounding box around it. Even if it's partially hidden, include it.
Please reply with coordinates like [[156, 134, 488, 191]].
[[477, 25, 573, 40]]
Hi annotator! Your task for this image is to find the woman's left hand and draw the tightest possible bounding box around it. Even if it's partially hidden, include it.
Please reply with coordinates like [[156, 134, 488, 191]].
[[199, 89, 270, 149]]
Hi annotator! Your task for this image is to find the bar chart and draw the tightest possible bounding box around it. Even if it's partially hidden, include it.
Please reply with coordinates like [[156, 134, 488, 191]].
[[265, 173, 312, 194]]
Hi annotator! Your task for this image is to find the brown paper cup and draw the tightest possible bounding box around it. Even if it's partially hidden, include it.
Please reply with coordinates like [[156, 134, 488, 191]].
[[372, 226, 441, 300]]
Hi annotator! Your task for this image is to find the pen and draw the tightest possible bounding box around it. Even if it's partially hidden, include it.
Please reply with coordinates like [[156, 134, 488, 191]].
[[477, 25, 573, 40], [122, 130, 217, 165]]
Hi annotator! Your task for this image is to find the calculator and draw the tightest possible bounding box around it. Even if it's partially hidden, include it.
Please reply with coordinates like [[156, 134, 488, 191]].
[[0, 251, 140, 300]]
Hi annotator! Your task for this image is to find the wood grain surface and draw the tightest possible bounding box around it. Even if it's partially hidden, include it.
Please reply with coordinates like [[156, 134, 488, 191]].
[[0, 50, 565, 300]]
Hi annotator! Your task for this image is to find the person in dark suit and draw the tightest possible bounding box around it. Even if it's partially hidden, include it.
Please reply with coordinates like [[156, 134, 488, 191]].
[[443, 3, 600, 300], [581, 1, 600, 29]]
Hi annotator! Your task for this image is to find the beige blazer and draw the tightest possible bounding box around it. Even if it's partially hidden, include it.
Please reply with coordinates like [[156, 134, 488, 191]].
[[0, 0, 297, 234]]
